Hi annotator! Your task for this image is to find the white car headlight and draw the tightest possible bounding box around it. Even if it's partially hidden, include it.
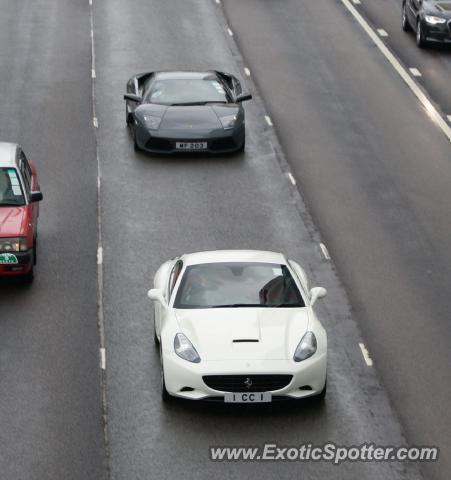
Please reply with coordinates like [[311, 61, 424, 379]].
[[142, 115, 162, 130], [424, 15, 446, 24], [0, 237, 28, 252], [293, 331, 317, 362], [220, 114, 237, 130], [174, 333, 201, 363]]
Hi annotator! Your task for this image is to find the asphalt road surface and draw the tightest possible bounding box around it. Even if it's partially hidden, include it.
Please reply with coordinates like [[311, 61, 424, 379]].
[[222, 1, 451, 480], [0, 0, 449, 479], [0, 1, 106, 479]]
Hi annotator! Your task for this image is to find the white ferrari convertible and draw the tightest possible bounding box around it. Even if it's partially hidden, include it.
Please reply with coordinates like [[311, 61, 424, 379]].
[[148, 250, 327, 403]]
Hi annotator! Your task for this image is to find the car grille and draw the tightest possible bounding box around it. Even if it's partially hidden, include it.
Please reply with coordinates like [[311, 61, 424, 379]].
[[203, 374, 293, 392], [145, 137, 173, 151], [209, 137, 237, 151]]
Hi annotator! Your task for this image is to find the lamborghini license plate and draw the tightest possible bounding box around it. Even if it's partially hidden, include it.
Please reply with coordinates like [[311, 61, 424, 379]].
[[176, 142, 207, 150]]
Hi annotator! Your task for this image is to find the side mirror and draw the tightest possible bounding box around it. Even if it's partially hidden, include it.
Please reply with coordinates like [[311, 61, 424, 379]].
[[124, 93, 143, 103], [147, 288, 167, 306], [235, 93, 252, 103], [310, 287, 327, 306], [30, 191, 43, 203]]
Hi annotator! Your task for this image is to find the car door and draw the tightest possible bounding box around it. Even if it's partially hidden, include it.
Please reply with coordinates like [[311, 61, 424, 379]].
[[155, 260, 183, 337], [408, 0, 421, 26], [19, 150, 39, 234]]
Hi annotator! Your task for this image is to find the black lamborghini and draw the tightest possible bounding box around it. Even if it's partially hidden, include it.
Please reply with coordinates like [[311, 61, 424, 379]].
[[124, 70, 252, 154]]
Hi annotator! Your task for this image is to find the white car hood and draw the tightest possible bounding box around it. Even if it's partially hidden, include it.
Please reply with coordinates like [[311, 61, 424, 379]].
[[174, 308, 310, 361]]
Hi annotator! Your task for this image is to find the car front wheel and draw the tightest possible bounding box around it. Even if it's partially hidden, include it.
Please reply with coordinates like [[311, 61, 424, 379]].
[[416, 19, 426, 48], [160, 347, 172, 402]]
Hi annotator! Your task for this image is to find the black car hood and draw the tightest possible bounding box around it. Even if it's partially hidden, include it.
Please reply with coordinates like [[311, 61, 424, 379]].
[[135, 103, 239, 131], [426, 1, 451, 16]]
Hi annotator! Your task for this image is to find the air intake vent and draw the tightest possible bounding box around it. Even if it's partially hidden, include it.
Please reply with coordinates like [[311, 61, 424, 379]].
[[233, 339, 259, 343]]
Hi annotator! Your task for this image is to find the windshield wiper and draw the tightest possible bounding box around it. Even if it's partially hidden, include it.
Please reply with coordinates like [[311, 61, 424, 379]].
[[210, 303, 262, 308], [170, 101, 228, 106]]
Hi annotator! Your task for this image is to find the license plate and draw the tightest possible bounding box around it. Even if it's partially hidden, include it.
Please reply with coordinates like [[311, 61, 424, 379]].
[[224, 392, 272, 403], [0, 253, 19, 264], [176, 142, 207, 150]]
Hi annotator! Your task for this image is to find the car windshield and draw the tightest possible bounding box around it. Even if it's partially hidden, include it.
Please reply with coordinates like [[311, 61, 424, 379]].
[[174, 262, 305, 309], [145, 78, 229, 105], [0, 167, 25, 206]]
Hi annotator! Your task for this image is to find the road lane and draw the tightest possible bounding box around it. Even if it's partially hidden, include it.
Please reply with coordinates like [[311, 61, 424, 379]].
[[94, 0, 424, 479], [352, 0, 451, 119], [221, 1, 451, 479], [0, 1, 106, 479]]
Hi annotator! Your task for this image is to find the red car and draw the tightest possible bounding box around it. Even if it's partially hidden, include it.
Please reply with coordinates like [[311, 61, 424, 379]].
[[0, 143, 43, 282]]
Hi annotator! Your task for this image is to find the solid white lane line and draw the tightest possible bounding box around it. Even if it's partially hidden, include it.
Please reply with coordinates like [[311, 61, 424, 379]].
[[377, 29, 388, 37], [320, 243, 331, 260], [340, 0, 451, 143], [409, 67, 422, 77], [265, 115, 273, 126], [244, 67, 251, 77], [288, 172, 296, 185], [227, 27, 233, 36], [100, 348, 106, 370], [359, 343, 374, 366], [97, 246, 103, 265], [93, 117, 98, 128]]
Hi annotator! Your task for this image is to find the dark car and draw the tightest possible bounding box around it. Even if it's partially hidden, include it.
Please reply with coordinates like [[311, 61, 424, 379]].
[[124, 71, 252, 154], [402, 0, 451, 47]]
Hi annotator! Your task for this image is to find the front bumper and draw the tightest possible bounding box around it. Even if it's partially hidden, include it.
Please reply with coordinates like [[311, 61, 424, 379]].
[[163, 352, 327, 401], [134, 124, 245, 154], [423, 19, 451, 43], [0, 249, 33, 276]]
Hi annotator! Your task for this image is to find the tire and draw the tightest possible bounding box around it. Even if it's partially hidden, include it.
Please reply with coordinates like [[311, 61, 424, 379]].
[[160, 346, 172, 402], [402, 3, 411, 31], [237, 136, 245, 154], [23, 265, 34, 284], [314, 379, 327, 402], [133, 128, 140, 152], [33, 238, 37, 266], [126, 107, 133, 126], [416, 19, 426, 48]]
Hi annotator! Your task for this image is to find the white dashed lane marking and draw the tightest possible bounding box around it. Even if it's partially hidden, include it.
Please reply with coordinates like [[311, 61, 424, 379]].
[[264, 115, 273, 126], [359, 343, 374, 366], [227, 27, 233, 36], [100, 348, 106, 370], [409, 67, 422, 77], [93, 117, 98, 128], [288, 172, 296, 186], [244, 67, 251, 77], [377, 29, 388, 37], [319, 243, 331, 260]]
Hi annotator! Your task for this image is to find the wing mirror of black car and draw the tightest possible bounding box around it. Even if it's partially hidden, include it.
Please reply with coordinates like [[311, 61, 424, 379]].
[[235, 93, 253, 103], [124, 93, 143, 103], [30, 191, 43, 203]]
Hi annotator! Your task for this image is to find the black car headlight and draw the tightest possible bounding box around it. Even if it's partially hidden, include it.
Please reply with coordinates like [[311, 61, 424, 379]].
[[424, 15, 446, 24], [142, 115, 162, 130], [220, 114, 238, 130], [0, 237, 28, 252], [293, 331, 317, 362]]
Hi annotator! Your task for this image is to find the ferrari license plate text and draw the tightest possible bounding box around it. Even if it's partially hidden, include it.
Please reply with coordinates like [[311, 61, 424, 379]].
[[176, 142, 207, 150], [224, 392, 272, 403]]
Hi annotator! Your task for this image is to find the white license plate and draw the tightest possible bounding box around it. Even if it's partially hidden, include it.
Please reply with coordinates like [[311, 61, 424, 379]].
[[224, 392, 272, 403], [176, 142, 207, 150]]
